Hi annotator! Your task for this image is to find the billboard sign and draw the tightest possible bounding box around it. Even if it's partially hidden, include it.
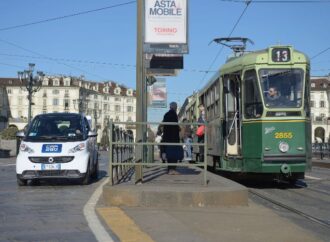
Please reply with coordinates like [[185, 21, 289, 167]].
[[144, 0, 188, 54], [148, 78, 167, 108]]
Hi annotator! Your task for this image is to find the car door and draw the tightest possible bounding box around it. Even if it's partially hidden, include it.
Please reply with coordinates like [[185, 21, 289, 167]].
[[84, 117, 96, 162]]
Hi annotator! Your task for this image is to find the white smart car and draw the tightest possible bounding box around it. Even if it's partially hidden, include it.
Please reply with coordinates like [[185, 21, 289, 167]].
[[16, 113, 98, 186]]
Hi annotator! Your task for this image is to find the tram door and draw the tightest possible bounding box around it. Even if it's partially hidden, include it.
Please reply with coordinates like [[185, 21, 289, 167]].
[[223, 75, 241, 156]]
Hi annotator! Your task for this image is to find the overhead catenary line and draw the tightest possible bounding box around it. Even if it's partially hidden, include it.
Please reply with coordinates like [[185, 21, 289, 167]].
[[311, 47, 330, 60], [0, 62, 26, 69], [198, 0, 252, 88], [0, 38, 108, 80], [0, 1, 136, 32], [0, 53, 216, 74], [219, 0, 330, 3]]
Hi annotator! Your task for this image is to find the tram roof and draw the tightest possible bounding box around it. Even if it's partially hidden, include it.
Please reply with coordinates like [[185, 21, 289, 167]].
[[220, 46, 309, 74], [198, 46, 309, 97]]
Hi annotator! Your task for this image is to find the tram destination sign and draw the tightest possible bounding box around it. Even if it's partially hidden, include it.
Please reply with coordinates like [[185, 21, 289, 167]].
[[144, 0, 188, 54], [271, 47, 291, 62]]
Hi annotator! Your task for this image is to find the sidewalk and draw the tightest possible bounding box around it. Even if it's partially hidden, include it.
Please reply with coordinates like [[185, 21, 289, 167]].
[[97, 165, 321, 242], [312, 156, 330, 169]]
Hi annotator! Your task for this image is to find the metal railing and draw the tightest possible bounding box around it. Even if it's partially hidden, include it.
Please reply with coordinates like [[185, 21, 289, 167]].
[[108, 122, 135, 184], [312, 142, 330, 159], [108, 121, 208, 186]]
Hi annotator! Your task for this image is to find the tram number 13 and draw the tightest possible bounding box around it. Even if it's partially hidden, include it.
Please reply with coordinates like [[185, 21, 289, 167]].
[[272, 48, 291, 62], [274, 132, 293, 139]]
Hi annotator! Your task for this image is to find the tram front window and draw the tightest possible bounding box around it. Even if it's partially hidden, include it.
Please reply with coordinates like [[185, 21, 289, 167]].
[[259, 69, 303, 108]]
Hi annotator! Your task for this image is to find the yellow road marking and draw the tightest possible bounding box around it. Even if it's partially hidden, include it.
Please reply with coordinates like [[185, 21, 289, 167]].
[[97, 207, 154, 242]]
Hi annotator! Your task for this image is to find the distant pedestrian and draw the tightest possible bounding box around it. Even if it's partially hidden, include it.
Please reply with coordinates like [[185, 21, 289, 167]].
[[162, 102, 182, 175], [156, 125, 166, 162], [320, 141, 324, 160], [180, 118, 193, 161], [147, 125, 155, 163], [197, 103, 206, 162]]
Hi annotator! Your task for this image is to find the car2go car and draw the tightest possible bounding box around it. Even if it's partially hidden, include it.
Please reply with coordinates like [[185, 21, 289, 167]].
[[16, 113, 98, 186]]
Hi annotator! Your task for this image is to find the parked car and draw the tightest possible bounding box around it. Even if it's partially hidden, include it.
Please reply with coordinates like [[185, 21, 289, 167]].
[[16, 113, 98, 186]]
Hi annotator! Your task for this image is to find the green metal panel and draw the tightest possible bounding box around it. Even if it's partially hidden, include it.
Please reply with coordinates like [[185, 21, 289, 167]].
[[220, 120, 309, 173], [209, 46, 310, 177], [261, 121, 306, 156]]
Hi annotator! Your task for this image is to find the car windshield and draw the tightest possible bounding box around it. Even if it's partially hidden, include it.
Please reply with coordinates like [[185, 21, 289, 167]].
[[259, 69, 304, 108], [25, 115, 85, 141]]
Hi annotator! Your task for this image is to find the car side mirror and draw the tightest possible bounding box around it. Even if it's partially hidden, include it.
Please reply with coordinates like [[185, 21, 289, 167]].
[[16, 131, 25, 138], [88, 131, 97, 137]]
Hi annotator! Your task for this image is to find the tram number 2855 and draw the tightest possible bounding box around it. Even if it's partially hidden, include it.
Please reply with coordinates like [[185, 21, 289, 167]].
[[272, 48, 291, 62], [274, 132, 293, 139]]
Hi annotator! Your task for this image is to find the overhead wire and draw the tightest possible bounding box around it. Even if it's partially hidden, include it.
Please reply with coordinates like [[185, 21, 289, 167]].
[[198, 0, 252, 88], [0, 38, 108, 80], [0, 53, 216, 74], [0, 1, 136, 32], [0, 62, 26, 69], [310, 47, 330, 60], [218, 0, 330, 3]]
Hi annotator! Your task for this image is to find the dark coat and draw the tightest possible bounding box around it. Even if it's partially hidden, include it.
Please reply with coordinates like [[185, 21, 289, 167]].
[[162, 109, 180, 143]]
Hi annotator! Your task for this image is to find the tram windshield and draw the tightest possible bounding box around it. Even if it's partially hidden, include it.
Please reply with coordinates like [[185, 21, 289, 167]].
[[259, 69, 304, 108]]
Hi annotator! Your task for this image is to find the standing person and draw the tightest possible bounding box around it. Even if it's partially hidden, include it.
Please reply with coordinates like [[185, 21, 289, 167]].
[[197, 104, 206, 162], [155, 125, 166, 163], [320, 140, 324, 160], [147, 125, 155, 163], [180, 118, 193, 161], [162, 102, 181, 175]]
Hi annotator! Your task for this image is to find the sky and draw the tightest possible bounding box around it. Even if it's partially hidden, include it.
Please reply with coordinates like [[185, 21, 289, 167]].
[[0, 0, 330, 122]]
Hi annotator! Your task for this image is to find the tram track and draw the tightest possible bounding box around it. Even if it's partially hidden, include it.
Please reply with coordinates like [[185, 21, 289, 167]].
[[249, 188, 330, 229], [312, 161, 330, 169], [294, 183, 330, 197]]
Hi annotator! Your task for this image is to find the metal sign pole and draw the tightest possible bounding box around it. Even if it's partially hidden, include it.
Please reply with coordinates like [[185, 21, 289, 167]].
[[135, 0, 144, 184]]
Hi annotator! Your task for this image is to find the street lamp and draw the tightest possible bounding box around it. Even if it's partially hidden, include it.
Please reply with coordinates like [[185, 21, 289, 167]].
[[73, 98, 88, 114], [91, 103, 102, 132], [17, 63, 44, 125]]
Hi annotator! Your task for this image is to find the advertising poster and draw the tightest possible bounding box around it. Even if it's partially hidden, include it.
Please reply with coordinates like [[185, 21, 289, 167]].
[[145, 0, 187, 44], [148, 78, 167, 108]]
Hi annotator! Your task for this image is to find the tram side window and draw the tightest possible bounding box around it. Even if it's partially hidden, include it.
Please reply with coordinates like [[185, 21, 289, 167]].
[[244, 70, 263, 119], [304, 71, 311, 118]]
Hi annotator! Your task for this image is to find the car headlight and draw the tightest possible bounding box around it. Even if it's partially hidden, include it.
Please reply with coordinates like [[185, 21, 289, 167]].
[[20, 143, 34, 153], [69, 143, 86, 153], [279, 142, 289, 153]]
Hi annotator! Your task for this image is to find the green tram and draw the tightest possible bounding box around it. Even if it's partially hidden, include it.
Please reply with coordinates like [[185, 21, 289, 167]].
[[189, 45, 311, 181]]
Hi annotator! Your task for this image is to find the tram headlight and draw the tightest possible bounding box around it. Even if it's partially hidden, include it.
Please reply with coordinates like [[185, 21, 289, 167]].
[[279, 142, 289, 153]]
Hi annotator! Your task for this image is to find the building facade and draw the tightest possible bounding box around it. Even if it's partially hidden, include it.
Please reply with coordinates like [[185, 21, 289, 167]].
[[0, 76, 136, 142], [0, 84, 10, 130], [310, 76, 330, 143]]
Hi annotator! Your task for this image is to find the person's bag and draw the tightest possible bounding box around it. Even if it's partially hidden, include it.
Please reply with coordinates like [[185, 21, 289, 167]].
[[196, 125, 205, 137], [165, 145, 184, 161]]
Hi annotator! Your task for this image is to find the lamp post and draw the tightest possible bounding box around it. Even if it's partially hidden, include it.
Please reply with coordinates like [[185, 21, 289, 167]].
[[92, 103, 102, 132], [17, 63, 44, 125], [73, 98, 87, 114]]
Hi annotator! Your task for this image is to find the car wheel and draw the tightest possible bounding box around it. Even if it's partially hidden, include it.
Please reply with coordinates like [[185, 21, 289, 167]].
[[17, 176, 27, 186], [91, 160, 99, 180], [81, 163, 91, 185], [31, 179, 40, 186]]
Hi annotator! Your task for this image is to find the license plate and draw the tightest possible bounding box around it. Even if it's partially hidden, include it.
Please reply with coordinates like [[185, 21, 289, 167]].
[[42, 144, 62, 153], [41, 163, 61, 170]]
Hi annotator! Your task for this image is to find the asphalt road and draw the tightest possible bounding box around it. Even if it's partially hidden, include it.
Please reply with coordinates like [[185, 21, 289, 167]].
[[0, 153, 109, 242]]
